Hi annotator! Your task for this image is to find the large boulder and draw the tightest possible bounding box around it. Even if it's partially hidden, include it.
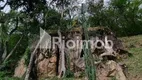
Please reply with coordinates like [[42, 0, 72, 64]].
[[36, 53, 57, 79], [97, 60, 127, 80], [14, 57, 27, 78]]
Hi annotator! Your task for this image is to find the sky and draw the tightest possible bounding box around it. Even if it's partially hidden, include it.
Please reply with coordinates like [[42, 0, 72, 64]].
[[0, 0, 10, 13], [80, 0, 110, 7]]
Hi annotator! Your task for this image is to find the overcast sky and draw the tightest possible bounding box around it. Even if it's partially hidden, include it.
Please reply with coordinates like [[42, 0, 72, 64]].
[[0, 0, 10, 13]]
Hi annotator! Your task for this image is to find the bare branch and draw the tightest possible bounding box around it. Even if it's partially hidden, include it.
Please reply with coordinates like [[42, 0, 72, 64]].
[[58, 30, 66, 77]]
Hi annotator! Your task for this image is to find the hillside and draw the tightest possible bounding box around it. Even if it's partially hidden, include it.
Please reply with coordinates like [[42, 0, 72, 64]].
[[120, 35, 142, 80]]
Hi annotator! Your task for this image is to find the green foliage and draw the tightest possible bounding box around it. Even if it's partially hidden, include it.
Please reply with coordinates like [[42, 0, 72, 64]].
[[23, 47, 30, 66], [88, 0, 142, 36], [0, 71, 19, 80], [7, 34, 28, 61], [111, 76, 117, 80], [0, 71, 7, 77]]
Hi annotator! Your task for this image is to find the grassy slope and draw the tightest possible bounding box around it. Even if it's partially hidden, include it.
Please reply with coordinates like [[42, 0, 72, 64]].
[[120, 35, 142, 79]]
